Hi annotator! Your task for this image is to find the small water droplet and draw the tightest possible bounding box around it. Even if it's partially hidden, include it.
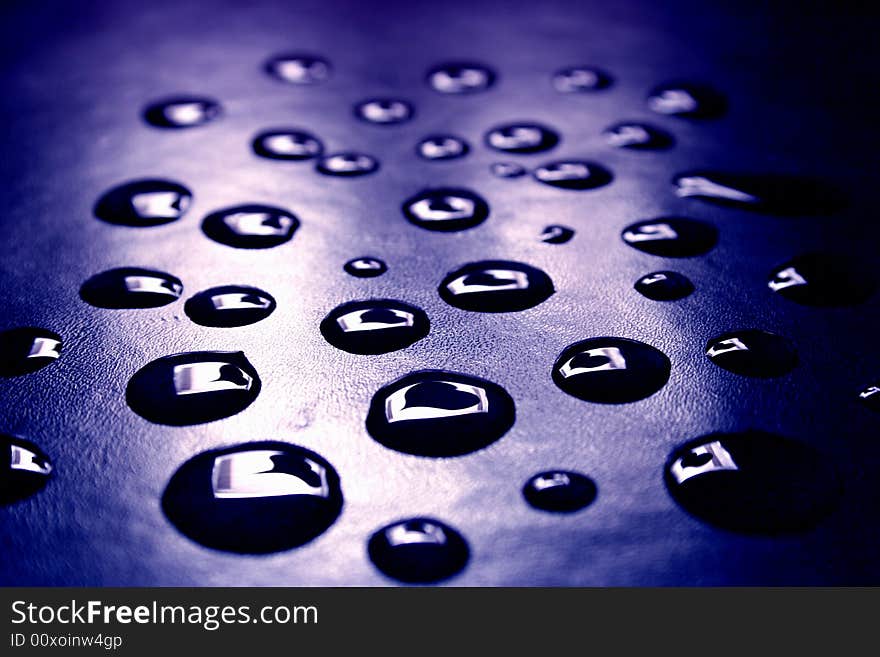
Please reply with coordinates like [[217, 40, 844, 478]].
[[533, 160, 612, 190], [0, 327, 62, 377], [366, 370, 515, 457], [416, 135, 469, 161], [648, 82, 726, 119], [94, 179, 191, 227], [634, 271, 694, 301], [427, 62, 495, 94], [604, 122, 673, 150], [485, 122, 559, 154], [768, 253, 875, 306], [320, 299, 429, 355], [439, 260, 554, 312], [184, 285, 276, 328], [665, 430, 840, 533], [706, 329, 797, 378], [252, 129, 323, 160], [491, 162, 527, 179], [402, 188, 489, 232], [344, 257, 387, 278], [143, 96, 221, 128], [264, 54, 331, 84], [316, 152, 379, 177], [368, 517, 469, 583], [201, 204, 299, 249], [859, 381, 880, 413], [126, 351, 261, 425], [552, 66, 612, 93], [354, 98, 414, 125], [621, 217, 717, 257], [80, 267, 183, 309], [162, 441, 342, 553], [0, 434, 53, 504], [552, 337, 671, 403], [523, 470, 597, 512], [540, 225, 575, 244]]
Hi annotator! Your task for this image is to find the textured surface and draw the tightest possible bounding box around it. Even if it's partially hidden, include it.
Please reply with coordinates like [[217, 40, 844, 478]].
[[0, 0, 878, 585]]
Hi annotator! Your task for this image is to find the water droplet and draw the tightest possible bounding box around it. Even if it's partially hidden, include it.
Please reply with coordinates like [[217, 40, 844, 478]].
[[162, 441, 342, 553], [552, 337, 671, 403], [368, 517, 469, 583], [859, 381, 880, 413], [366, 370, 515, 457], [252, 129, 323, 160], [438, 260, 554, 312], [540, 225, 575, 244], [552, 66, 612, 93], [354, 99, 414, 125], [185, 285, 276, 328], [533, 160, 612, 190], [416, 135, 469, 161], [604, 122, 673, 150], [201, 204, 299, 249], [427, 62, 495, 94], [768, 253, 875, 306], [0, 434, 53, 504], [634, 271, 694, 301], [648, 82, 726, 119], [706, 329, 797, 378], [264, 54, 331, 84], [490, 162, 527, 179], [94, 179, 191, 227], [523, 470, 597, 512], [344, 257, 387, 278], [126, 351, 261, 425], [485, 122, 559, 154], [0, 327, 62, 377], [402, 188, 489, 232], [320, 299, 429, 355], [80, 267, 183, 309], [665, 430, 840, 534], [142, 96, 221, 128], [621, 217, 717, 257], [316, 152, 379, 177]]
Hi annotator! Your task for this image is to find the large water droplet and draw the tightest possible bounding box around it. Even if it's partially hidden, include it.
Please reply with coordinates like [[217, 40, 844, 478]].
[[427, 62, 495, 94], [354, 99, 414, 125], [402, 188, 489, 232], [416, 135, 469, 161], [126, 351, 261, 425], [344, 257, 387, 278], [368, 517, 469, 583], [634, 271, 694, 301], [264, 54, 331, 84], [320, 299, 429, 355], [142, 96, 222, 129], [0, 434, 53, 504], [80, 267, 183, 309], [621, 218, 717, 257], [648, 82, 726, 119], [94, 179, 191, 227], [705, 329, 797, 378], [0, 327, 62, 377], [768, 253, 875, 306], [533, 160, 612, 190], [366, 370, 515, 457], [438, 260, 554, 312], [202, 204, 299, 249], [162, 441, 342, 553], [252, 129, 323, 161], [523, 470, 597, 512], [485, 122, 559, 154], [185, 285, 276, 328], [316, 152, 379, 177], [604, 122, 674, 150], [552, 67, 612, 93]]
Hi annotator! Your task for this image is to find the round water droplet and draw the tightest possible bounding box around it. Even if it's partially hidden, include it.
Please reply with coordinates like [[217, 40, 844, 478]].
[[264, 53, 331, 84], [316, 152, 379, 177], [126, 351, 261, 425], [354, 99, 414, 125], [368, 517, 469, 583], [491, 162, 527, 179], [184, 285, 276, 328], [768, 253, 875, 306], [540, 225, 575, 244], [665, 430, 840, 534], [621, 217, 717, 257], [523, 470, 597, 512], [0, 434, 53, 504], [366, 370, 515, 457], [202, 204, 299, 249], [552, 66, 612, 93], [648, 82, 726, 119], [142, 96, 222, 129], [552, 337, 671, 404], [439, 260, 554, 312], [80, 267, 183, 309], [94, 179, 191, 227], [485, 122, 560, 154], [0, 327, 62, 377], [858, 381, 880, 412], [320, 299, 429, 355], [162, 441, 342, 554], [416, 135, 469, 161], [533, 160, 612, 190], [427, 62, 495, 94], [706, 329, 797, 378], [634, 271, 694, 301], [402, 188, 489, 232], [252, 129, 323, 161], [344, 257, 387, 278], [604, 122, 674, 150]]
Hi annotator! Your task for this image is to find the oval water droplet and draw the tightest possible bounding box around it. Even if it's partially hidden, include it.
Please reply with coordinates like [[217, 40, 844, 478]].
[[143, 96, 222, 129], [416, 135, 469, 161], [201, 204, 299, 249], [402, 188, 489, 232], [316, 152, 379, 177], [354, 98, 414, 125], [634, 271, 694, 301], [648, 82, 726, 119], [0, 327, 62, 377], [859, 381, 880, 413], [604, 122, 674, 150], [438, 260, 554, 312], [706, 329, 797, 378], [0, 434, 53, 504], [366, 370, 515, 457], [552, 337, 671, 403], [491, 162, 527, 179], [264, 53, 331, 84], [665, 430, 840, 534], [126, 351, 261, 425], [533, 160, 612, 190], [321, 299, 429, 355], [540, 225, 575, 244], [768, 253, 875, 306], [252, 129, 323, 161], [344, 257, 387, 278], [94, 179, 191, 227], [368, 517, 469, 583], [552, 66, 612, 93], [162, 441, 342, 553], [427, 62, 495, 94], [184, 285, 276, 328], [621, 217, 717, 257], [80, 267, 183, 309], [523, 470, 597, 512], [485, 122, 560, 154]]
